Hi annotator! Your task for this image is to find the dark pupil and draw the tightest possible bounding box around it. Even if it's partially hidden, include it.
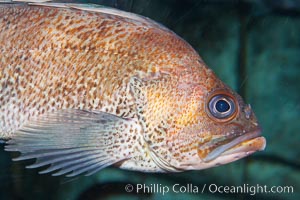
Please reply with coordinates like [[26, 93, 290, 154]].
[[216, 100, 230, 113]]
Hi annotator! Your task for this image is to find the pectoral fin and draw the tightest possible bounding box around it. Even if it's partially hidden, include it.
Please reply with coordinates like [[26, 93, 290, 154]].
[[5, 109, 138, 177]]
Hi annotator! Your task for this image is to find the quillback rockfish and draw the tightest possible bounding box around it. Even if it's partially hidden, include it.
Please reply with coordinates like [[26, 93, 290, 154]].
[[0, 0, 266, 177]]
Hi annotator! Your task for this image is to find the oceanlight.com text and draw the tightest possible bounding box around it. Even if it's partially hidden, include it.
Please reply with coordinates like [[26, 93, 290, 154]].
[[124, 183, 294, 196]]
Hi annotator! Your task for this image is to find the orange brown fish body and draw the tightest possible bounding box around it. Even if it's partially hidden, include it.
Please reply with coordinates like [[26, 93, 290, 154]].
[[0, 1, 266, 176]]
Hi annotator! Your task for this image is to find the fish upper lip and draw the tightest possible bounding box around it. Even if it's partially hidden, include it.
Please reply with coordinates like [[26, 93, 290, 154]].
[[203, 127, 263, 162]]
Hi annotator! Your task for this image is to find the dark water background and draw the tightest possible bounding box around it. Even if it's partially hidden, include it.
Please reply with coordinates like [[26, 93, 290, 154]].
[[0, 0, 299, 199]]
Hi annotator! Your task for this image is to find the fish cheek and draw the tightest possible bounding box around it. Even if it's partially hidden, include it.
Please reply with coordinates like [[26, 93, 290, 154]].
[[130, 76, 183, 171], [130, 75, 216, 170]]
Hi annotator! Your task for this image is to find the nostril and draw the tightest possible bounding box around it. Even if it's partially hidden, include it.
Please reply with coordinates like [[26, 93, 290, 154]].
[[244, 104, 252, 119]]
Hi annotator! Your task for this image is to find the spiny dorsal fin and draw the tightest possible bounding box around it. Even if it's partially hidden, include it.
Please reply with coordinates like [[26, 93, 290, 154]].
[[6, 109, 140, 177], [1, 0, 155, 25]]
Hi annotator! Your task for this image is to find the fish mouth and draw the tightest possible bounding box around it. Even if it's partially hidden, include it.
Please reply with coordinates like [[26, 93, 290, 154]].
[[202, 127, 266, 162]]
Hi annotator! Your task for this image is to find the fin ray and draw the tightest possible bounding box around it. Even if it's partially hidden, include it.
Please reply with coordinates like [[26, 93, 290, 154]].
[[68, 160, 113, 177], [52, 157, 110, 176], [10, 147, 94, 159], [26, 149, 98, 168]]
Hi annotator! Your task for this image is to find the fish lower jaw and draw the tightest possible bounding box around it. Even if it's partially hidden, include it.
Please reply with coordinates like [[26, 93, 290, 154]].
[[220, 136, 266, 156], [202, 127, 265, 162], [181, 150, 258, 171], [199, 136, 266, 168], [177, 136, 266, 171]]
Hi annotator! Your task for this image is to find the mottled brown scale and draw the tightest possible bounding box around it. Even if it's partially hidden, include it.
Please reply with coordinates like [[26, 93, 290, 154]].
[[0, 4, 199, 136]]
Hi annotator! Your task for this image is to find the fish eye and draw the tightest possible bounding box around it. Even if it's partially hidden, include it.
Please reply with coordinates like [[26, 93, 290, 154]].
[[207, 94, 236, 120]]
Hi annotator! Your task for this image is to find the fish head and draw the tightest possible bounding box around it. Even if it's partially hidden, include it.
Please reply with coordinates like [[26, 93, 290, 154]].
[[131, 64, 266, 172], [163, 69, 266, 171], [194, 88, 265, 168]]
